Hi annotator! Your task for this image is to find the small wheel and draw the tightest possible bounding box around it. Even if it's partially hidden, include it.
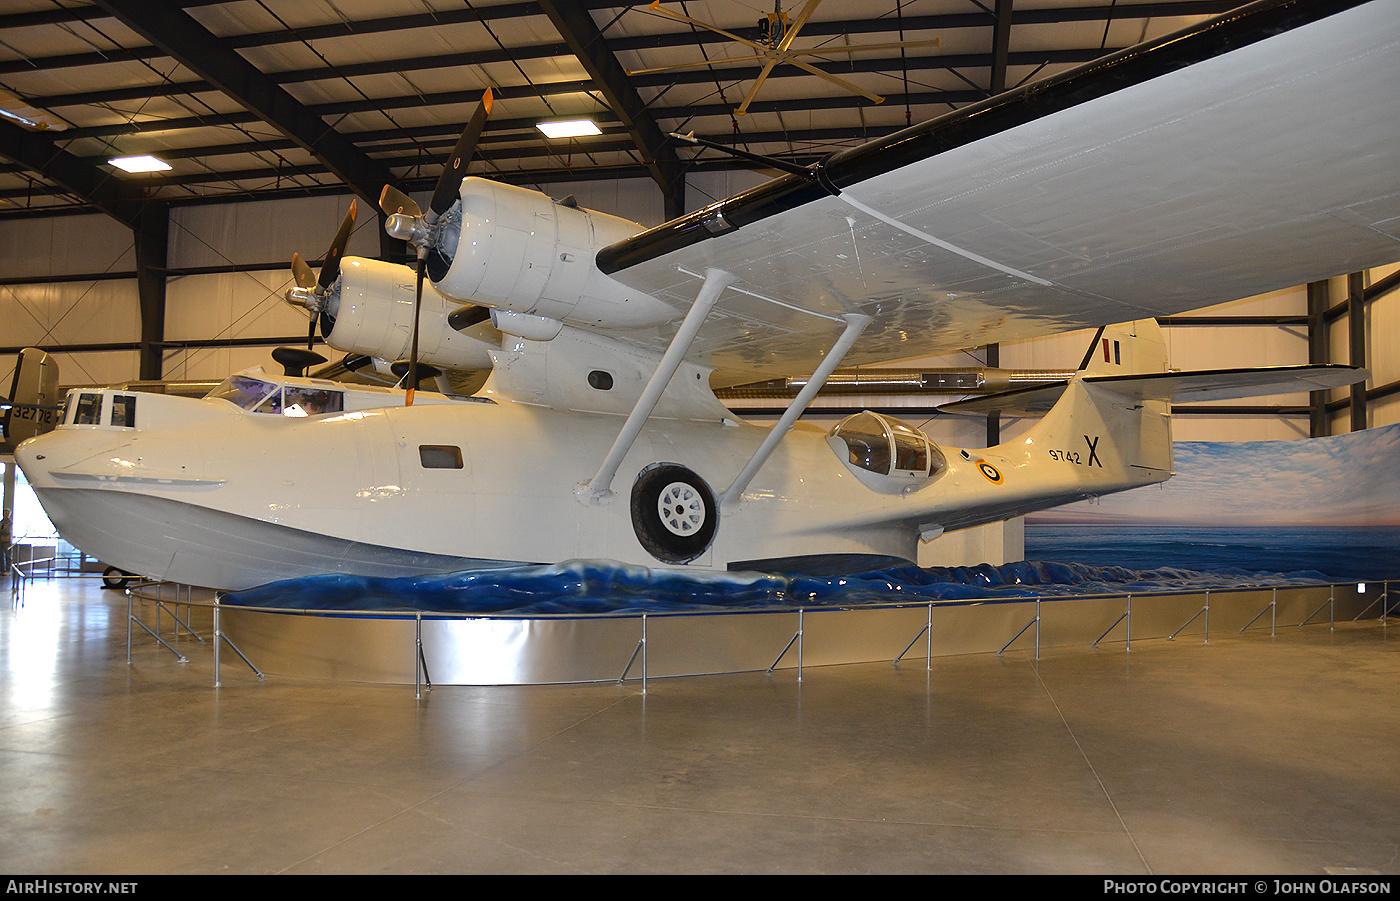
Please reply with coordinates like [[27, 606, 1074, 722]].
[[631, 464, 718, 564], [101, 566, 132, 590]]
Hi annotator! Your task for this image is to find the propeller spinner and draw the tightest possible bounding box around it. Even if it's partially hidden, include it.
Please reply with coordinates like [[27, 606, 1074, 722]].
[[285, 200, 357, 349]]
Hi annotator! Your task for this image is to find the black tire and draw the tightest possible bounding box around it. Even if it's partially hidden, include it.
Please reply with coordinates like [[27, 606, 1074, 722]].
[[630, 464, 718, 564], [101, 566, 133, 590]]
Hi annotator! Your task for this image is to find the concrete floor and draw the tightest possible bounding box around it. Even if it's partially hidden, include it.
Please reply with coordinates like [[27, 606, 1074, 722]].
[[0, 577, 1397, 875]]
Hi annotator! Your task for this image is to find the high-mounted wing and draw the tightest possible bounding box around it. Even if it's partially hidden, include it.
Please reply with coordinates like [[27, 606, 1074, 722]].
[[599, 0, 1400, 383]]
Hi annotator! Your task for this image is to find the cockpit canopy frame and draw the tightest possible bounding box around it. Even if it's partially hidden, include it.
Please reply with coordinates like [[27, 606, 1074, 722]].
[[827, 410, 946, 494]]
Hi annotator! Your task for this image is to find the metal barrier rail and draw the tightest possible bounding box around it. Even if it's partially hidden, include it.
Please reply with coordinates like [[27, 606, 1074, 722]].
[[115, 578, 1395, 696]]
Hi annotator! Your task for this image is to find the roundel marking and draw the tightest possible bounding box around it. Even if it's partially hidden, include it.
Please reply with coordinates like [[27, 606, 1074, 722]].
[[978, 461, 1003, 484]]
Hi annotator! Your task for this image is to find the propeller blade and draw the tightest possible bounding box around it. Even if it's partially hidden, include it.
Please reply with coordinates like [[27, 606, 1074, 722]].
[[307, 311, 317, 350], [379, 184, 421, 219], [317, 200, 357, 291], [406, 258, 425, 406], [290, 252, 316, 290], [429, 87, 493, 218]]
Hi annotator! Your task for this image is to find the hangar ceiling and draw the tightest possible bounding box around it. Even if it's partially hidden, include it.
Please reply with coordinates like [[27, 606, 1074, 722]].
[[0, 0, 1240, 226]]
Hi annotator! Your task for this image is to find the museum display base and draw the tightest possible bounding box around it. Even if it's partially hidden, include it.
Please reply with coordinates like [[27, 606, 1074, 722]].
[[185, 583, 1388, 686]]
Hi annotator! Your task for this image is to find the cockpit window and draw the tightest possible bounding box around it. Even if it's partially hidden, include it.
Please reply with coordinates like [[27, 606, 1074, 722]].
[[73, 392, 102, 426], [890, 420, 929, 473], [283, 385, 343, 417], [207, 375, 344, 417], [208, 375, 277, 411], [109, 394, 137, 428], [254, 389, 283, 415], [831, 411, 945, 482], [833, 411, 892, 475]]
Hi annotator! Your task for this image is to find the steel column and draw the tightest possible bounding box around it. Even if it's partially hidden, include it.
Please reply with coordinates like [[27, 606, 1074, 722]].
[[1348, 272, 1368, 432]]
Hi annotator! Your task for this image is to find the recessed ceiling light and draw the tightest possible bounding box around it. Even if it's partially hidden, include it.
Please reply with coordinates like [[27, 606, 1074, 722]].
[[109, 155, 171, 173], [536, 119, 601, 139]]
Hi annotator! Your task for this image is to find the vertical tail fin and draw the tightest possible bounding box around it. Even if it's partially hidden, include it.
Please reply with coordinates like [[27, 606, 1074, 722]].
[[4, 348, 61, 446], [1077, 319, 1169, 377], [1008, 320, 1173, 489]]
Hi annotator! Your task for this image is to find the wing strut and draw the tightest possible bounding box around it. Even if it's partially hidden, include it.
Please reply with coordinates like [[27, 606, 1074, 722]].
[[582, 267, 735, 501], [720, 312, 871, 507]]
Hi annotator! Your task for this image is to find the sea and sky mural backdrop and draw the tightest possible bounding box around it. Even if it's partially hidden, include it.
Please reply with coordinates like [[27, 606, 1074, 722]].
[[1024, 421, 1400, 581]]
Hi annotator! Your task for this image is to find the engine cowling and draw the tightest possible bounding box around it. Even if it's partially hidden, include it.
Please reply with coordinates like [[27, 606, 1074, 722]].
[[322, 257, 498, 370], [431, 178, 677, 330]]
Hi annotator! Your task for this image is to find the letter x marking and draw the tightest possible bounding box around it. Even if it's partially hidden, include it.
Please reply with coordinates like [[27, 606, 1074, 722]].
[[1084, 435, 1102, 468]]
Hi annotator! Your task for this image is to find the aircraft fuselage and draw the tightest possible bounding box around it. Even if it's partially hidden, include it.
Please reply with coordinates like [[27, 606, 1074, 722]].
[[16, 354, 1166, 591]]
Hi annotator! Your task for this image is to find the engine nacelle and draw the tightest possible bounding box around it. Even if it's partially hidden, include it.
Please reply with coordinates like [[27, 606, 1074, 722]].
[[323, 257, 498, 371], [432, 178, 677, 329]]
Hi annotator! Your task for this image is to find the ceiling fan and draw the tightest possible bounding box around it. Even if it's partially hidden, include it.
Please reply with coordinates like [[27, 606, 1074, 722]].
[[630, 0, 940, 115]]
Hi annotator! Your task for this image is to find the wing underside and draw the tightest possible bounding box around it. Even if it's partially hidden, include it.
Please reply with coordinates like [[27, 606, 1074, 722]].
[[599, 0, 1400, 384]]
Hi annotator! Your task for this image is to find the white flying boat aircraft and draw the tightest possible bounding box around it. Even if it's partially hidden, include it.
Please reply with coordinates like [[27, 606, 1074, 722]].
[[15, 0, 1398, 591]]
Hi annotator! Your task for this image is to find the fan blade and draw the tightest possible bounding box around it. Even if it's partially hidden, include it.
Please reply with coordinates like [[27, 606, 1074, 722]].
[[643, 2, 768, 52], [318, 199, 357, 291], [429, 87, 494, 218], [379, 184, 421, 219], [290, 252, 316, 289], [777, 0, 824, 53]]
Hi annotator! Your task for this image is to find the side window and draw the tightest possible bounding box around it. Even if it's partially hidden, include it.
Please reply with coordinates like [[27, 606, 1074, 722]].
[[891, 429, 929, 474], [419, 445, 463, 469], [73, 393, 103, 425], [109, 394, 137, 428]]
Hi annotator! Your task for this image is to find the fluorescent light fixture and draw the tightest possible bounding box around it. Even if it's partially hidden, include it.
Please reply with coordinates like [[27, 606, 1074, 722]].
[[109, 155, 171, 173], [536, 119, 601, 139]]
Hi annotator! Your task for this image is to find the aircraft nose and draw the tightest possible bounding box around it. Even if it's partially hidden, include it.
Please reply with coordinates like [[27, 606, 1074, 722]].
[[14, 429, 123, 488]]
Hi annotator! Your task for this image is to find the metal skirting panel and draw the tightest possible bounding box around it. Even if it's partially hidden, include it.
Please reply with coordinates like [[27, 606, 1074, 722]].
[[211, 583, 1384, 686]]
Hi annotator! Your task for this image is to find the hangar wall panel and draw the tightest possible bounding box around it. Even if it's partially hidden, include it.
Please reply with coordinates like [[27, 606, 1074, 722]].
[[169, 196, 377, 270], [0, 280, 140, 349], [531, 177, 665, 227], [0, 214, 134, 279], [163, 270, 312, 381], [686, 170, 771, 214]]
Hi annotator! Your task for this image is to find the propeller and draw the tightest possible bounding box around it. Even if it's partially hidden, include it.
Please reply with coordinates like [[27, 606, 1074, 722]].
[[285, 200, 357, 349], [379, 87, 493, 405]]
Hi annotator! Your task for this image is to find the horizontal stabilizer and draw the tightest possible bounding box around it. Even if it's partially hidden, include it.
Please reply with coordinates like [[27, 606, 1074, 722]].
[[938, 382, 1068, 417], [940, 364, 1367, 417]]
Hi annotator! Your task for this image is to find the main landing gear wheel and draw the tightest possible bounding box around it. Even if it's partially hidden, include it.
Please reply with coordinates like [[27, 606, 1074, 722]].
[[101, 566, 134, 590], [631, 464, 718, 564]]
